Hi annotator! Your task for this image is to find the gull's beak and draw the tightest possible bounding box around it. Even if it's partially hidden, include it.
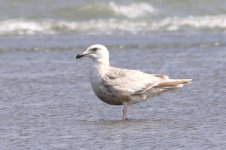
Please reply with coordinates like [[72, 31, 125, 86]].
[[76, 52, 88, 59]]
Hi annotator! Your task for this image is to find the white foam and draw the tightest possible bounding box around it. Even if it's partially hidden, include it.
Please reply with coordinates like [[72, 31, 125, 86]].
[[109, 2, 156, 19], [0, 19, 147, 35], [0, 19, 53, 35], [1, 15, 226, 35], [156, 15, 226, 31]]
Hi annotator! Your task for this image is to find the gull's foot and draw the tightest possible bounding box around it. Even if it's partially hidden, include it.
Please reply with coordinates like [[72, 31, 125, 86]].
[[122, 117, 129, 121]]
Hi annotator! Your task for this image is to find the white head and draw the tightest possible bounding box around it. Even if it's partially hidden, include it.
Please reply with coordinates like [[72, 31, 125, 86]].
[[76, 44, 109, 65]]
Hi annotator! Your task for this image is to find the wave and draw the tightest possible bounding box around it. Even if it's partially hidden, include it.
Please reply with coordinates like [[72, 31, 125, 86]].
[[0, 19, 51, 35], [109, 2, 156, 19], [1, 15, 226, 35], [78, 2, 156, 19]]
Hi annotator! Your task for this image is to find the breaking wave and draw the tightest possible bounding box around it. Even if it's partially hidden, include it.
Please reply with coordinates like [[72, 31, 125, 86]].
[[1, 15, 226, 35], [108, 2, 156, 19], [78, 2, 156, 19]]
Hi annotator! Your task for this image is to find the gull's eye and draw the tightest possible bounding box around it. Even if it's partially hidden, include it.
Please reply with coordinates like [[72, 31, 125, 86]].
[[92, 47, 98, 51]]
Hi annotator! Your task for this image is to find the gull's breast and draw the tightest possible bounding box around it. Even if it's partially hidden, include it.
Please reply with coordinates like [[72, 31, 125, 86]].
[[89, 65, 131, 105], [90, 79, 124, 105]]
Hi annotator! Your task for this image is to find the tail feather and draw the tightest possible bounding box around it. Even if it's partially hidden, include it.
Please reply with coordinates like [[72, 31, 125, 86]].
[[154, 79, 192, 88]]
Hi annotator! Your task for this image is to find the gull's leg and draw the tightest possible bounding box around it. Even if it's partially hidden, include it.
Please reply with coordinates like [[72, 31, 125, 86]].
[[122, 103, 128, 120]]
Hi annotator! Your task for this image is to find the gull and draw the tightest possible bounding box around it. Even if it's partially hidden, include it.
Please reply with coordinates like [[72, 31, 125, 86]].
[[76, 44, 192, 120]]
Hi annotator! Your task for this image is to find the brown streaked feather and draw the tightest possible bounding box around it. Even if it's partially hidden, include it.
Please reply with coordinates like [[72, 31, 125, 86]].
[[132, 74, 170, 94], [133, 83, 156, 95], [154, 79, 192, 88], [150, 74, 169, 80]]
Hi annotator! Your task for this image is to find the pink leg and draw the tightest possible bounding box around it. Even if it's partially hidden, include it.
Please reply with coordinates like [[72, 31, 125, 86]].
[[122, 104, 128, 120]]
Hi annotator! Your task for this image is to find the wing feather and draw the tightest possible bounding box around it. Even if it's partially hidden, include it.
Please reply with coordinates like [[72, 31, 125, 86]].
[[102, 67, 168, 95]]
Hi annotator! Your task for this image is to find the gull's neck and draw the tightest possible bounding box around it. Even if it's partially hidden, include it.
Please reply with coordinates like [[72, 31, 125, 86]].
[[90, 58, 110, 77]]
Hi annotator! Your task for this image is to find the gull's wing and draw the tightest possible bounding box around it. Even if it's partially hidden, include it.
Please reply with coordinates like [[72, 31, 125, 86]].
[[102, 67, 169, 95], [102, 67, 191, 96]]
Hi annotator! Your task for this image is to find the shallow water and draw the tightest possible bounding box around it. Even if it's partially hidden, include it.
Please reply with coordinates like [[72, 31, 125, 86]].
[[1, 0, 226, 149], [1, 32, 226, 149]]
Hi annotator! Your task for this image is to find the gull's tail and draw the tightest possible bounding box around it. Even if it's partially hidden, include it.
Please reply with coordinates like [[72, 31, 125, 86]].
[[154, 79, 192, 88], [132, 78, 192, 101]]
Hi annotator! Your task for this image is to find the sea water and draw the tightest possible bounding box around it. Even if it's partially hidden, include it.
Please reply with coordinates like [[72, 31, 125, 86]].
[[0, 0, 226, 149]]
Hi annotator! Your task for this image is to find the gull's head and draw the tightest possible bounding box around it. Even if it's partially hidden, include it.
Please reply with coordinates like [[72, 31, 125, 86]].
[[76, 44, 109, 64]]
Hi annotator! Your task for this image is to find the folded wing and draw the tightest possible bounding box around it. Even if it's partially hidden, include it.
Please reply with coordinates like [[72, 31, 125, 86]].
[[103, 67, 191, 97]]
